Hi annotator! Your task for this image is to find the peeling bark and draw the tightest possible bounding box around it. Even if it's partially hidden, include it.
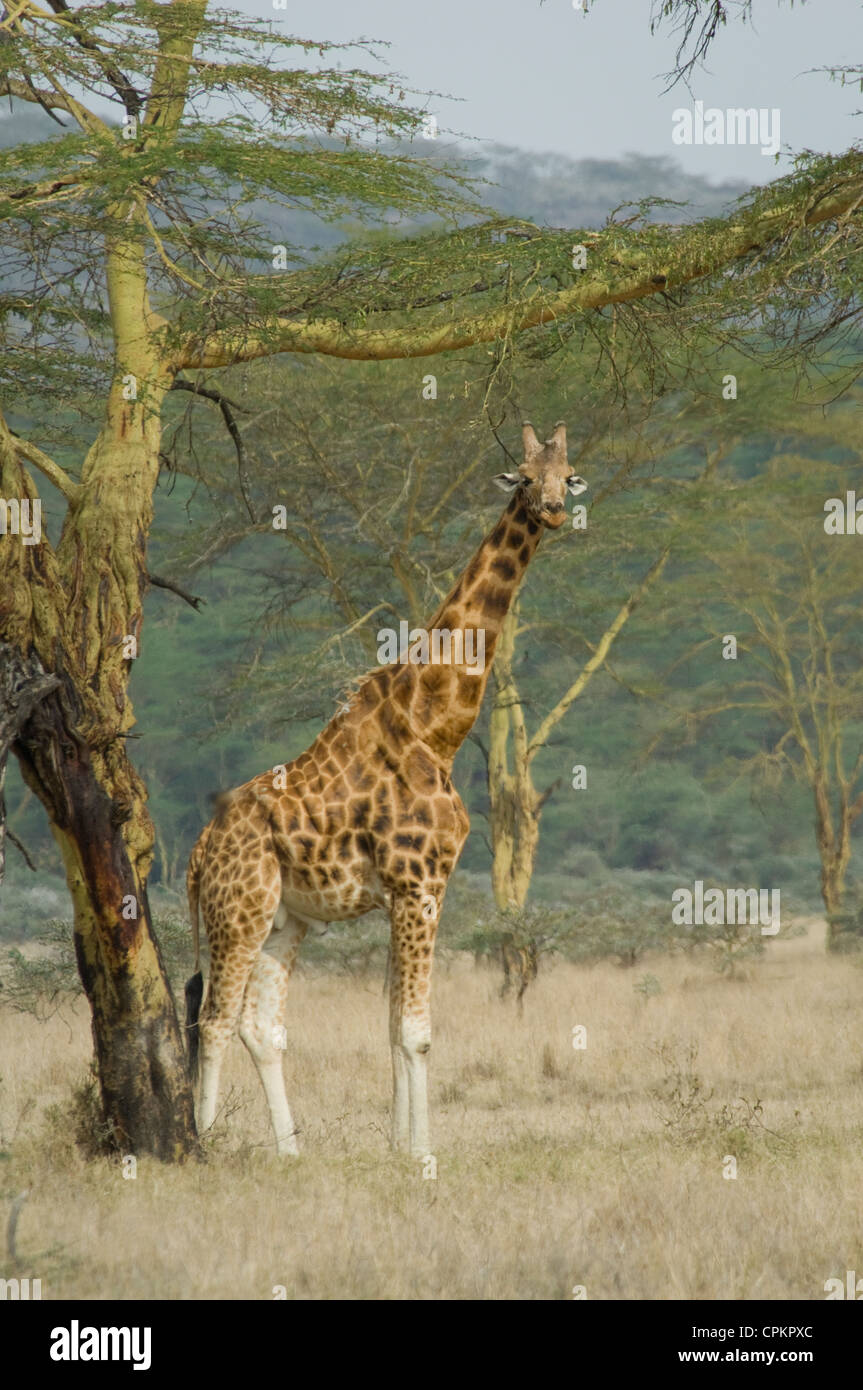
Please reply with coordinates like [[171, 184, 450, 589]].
[[11, 663, 196, 1159], [0, 646, 59, 885]]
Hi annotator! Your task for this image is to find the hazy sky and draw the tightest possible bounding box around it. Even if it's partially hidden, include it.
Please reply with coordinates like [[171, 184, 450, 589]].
[[252, 0, 860, 184]]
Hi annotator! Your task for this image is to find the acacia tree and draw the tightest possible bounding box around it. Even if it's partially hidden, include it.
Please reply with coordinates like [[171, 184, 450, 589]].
[[479, 360, 754, 911], [0, 1, 861, 1158], [485, 567, 669, 910], [651, 437, 863, 941], [0, 0, 478, 1159]]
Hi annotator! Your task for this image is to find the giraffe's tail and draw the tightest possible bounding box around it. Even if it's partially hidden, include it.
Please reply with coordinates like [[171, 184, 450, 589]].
[[185, 971, 203, 1085], [184, 828, 209, 1084]]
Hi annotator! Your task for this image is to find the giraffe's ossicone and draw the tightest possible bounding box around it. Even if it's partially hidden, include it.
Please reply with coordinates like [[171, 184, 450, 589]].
[[185, 420, 586, 1157]]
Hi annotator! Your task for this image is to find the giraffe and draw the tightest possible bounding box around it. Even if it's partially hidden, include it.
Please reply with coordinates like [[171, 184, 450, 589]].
[[184, 420, 587, 1157]]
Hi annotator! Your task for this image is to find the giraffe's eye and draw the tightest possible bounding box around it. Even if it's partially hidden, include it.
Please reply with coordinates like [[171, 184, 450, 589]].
[[566, 475, 588, 497]]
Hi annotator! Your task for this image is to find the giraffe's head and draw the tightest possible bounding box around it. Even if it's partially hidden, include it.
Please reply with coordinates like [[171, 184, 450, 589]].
[[493, 421, 587, 530]]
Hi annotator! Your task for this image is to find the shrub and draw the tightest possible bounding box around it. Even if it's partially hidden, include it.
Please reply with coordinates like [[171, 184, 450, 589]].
[[0, 912, 197, 1019]]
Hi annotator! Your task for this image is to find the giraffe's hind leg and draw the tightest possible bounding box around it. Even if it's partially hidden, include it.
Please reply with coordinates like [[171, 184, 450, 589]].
[[197, 942, 259, 1141], [197, 857, 281, 1141], [238, 909, 308, 1157]]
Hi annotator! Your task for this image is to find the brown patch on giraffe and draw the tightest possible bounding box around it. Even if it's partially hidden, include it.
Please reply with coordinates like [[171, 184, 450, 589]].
[[395, 832, 425, 851], [419, 665, 448, 693], [491, 554, 517, 581], [455, 671, 480, 704], [481, 587, 510, 617]]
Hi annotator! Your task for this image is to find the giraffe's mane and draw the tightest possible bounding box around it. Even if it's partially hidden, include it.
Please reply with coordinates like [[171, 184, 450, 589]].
[[333, 662, 396, 715]]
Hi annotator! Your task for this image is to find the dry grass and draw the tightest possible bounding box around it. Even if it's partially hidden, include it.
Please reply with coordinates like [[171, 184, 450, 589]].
[[1, 920, 862, 1300]]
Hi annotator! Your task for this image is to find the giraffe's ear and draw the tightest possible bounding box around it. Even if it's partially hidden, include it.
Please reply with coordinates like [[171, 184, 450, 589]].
[[493, 472, 523, 493], [566, 474, 588, 497]]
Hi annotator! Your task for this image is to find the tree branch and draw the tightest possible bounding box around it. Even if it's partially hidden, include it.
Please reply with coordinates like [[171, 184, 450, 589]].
[[146, 572, 205, 611], [44, 0, 143, 117], [142, 0, 208, 141], [2, 170, 82, 212], [179, 170, 863, 368], [0, 73, 108, 136], [536, 776, 563, 811], [527, 546, 672, 762], [6, 826, 36, 870], [170, 377, 256, 523], [11, 433, 80, 503]]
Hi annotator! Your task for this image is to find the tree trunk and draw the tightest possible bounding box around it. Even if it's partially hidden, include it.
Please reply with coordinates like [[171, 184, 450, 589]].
[[488, 611, 542, 911], [812, 774, 851, 947], [820, 853, 848, 947], [0, 0, 214, 1161], [11, 662, 197, 1158], [1, 379, 197, 1160], [507, 781, 541, 910]]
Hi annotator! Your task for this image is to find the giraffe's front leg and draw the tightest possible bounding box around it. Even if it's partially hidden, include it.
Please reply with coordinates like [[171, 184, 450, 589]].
[[389, 889, 440, 1158], [390, 1026, 410, 1153]]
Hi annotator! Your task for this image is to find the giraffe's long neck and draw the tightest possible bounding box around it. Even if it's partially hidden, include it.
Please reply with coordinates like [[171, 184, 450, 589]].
[[389, 493, 544, 765]]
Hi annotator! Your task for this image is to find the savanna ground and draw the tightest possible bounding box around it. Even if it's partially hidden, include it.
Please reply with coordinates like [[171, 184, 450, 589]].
[[1, 918, 861, 1300]]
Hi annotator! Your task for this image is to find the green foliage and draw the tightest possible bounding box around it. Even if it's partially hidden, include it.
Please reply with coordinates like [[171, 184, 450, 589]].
[[41, 1062, 118, 1160], [683, 908, 766, 977], [299, 916, 390, 975], [444, 884, 571, 962], [0, 912, 196, 1019], [634, 972, 663, 999], [649, 1040, 798, 1156], [1, 922, 80, 1021], [560, 885, 680, 966], [0, 4, 481, 411]]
